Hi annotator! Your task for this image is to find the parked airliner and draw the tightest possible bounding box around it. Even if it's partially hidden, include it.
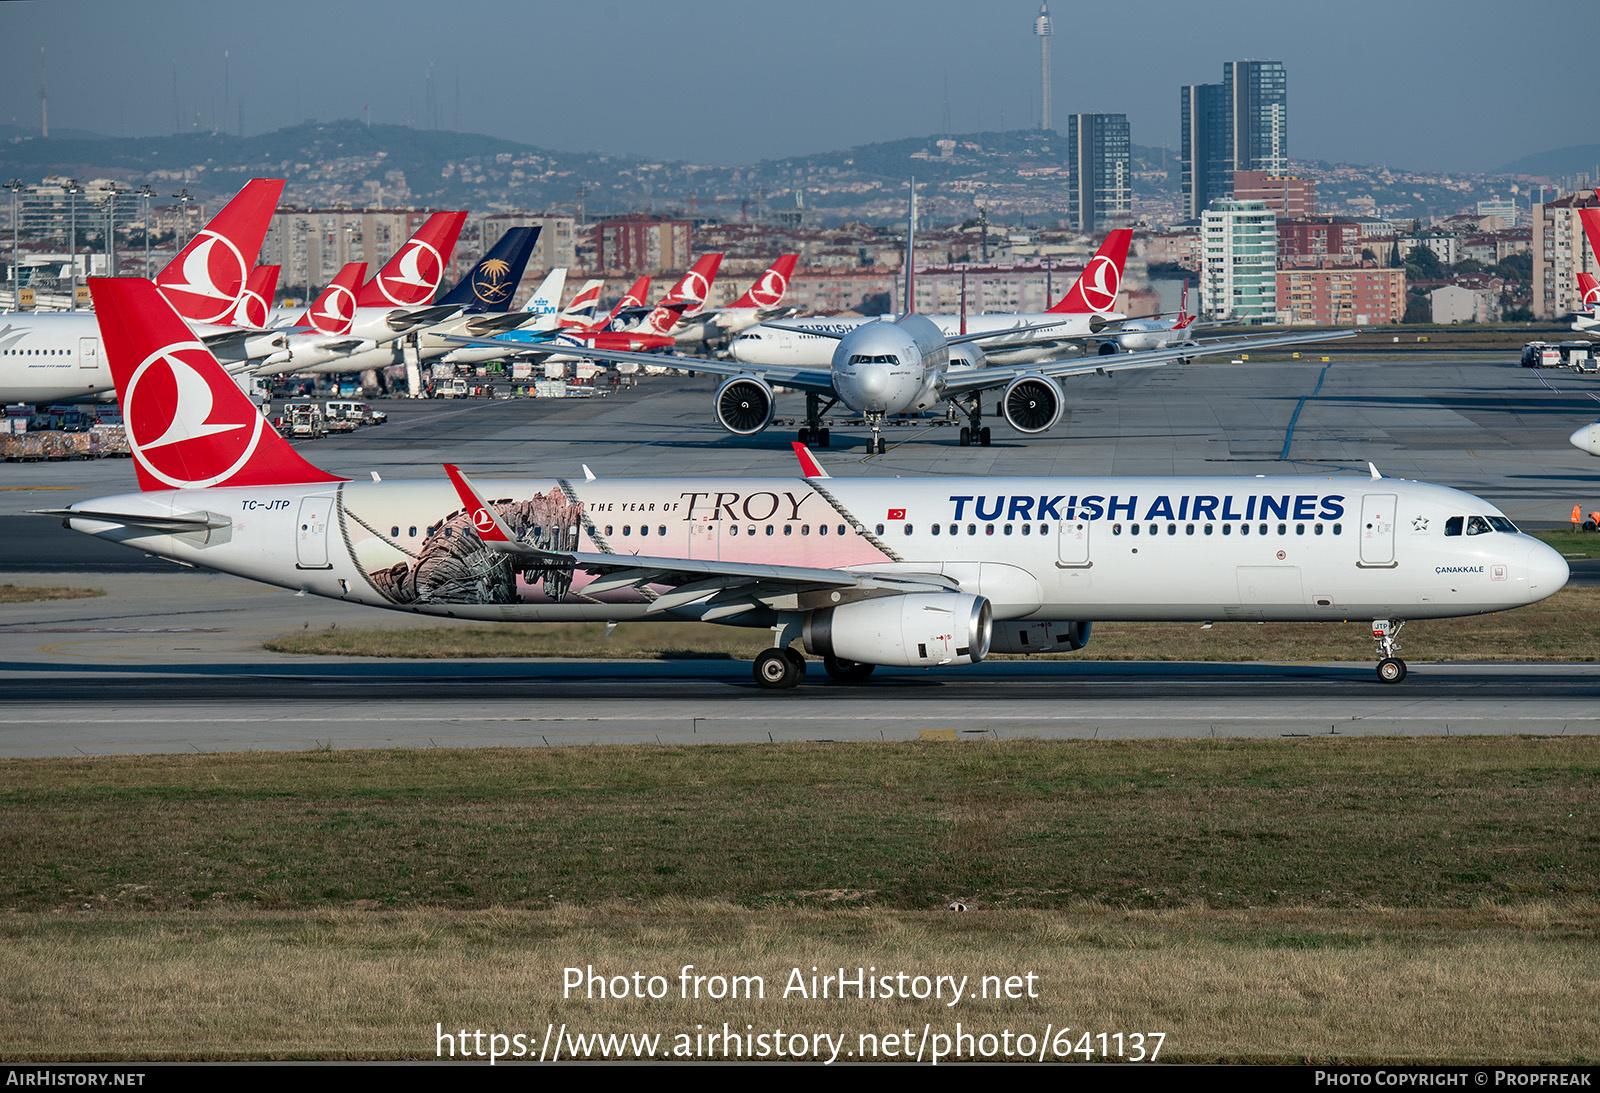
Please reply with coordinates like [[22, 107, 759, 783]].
[[48, 276, 1568, 691]]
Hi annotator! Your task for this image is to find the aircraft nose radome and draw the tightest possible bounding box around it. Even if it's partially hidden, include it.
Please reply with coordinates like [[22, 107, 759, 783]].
[[1524, 538, 1570, 599], [1568, 423, 1600, 456], [854, 364, 889, 397]]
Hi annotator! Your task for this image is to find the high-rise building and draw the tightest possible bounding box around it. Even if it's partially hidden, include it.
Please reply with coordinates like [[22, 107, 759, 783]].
[[1181, 60, 1288, 218], [1224, 60, 1288, 175], [1531, 190, 1600, 319], [1180, 83, 1227, 220], [1067, 113, 1131, 233], [1201, 199, 1278, 324]]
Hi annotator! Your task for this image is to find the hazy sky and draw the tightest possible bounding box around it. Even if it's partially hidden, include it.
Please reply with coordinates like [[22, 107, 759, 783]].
[[1, 0, 1588, 173]]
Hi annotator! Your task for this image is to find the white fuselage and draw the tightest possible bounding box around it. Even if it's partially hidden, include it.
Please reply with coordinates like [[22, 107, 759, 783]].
[[0, 312, 281, 403], [731, 310, 1118, 368], [64, 473, 1567, 631]]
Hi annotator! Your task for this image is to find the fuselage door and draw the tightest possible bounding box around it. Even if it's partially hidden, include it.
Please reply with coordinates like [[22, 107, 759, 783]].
[[1359, 492, 1398, 567], [78, 337, 99, 371], [295, 494, 335, 569], [1057, 520, 1091, 567]]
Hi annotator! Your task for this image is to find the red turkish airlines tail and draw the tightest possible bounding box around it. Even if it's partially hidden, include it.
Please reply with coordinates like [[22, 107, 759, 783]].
[[1046, 229, 1132, 315], [1579, 271, 1600, 310], [154, 178, 285, 326], [660, 254, 724, 315], [354, 210, 468, 307], [730, 254, 798, 309], [90, 277, 344, 492], [294, 262, 369, 334], [228, 266, 280, 328]]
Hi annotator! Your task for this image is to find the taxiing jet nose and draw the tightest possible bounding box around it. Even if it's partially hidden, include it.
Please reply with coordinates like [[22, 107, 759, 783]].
[[1569, 423, 1600, 456], [853, 363, 889, 398], [1523, 538, 1570, 599]]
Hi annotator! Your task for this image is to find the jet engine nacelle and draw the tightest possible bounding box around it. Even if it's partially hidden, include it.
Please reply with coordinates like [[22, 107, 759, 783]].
[[1001, 374, 1065, 434], [803, 592, 993, 668], [243, 332, 288, 359], [987, 619, 1092, 654], [714, 375, 776, 435]]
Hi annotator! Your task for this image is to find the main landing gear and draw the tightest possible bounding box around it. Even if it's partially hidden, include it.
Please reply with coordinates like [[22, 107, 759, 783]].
[[957, 396, 991, 447], [754, 647, 807, 690], [797, 392, 836, 449], [1372, 619, 1406, 683], [753, 648, 879, 688]]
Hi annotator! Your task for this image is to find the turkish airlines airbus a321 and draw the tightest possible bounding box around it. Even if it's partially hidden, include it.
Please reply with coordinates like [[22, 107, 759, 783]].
[[51, 277, 1568, 688]]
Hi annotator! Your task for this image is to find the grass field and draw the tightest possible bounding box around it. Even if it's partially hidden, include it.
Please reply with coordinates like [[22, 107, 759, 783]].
[[0, 583, 102, 604], [2, 738, 1597, 1062]]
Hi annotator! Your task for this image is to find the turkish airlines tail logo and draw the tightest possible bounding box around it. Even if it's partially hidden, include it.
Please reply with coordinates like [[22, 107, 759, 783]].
[[155, 179, 284, 325], [305, 262, 366, 335], [230, 266, 279, 329], [357, 210, 467, 307], [733, 254, 797, 309], [1580, 272, 1600, 310], [90, 278, 343, 492], [1580, 209, 1600, 270], [1049, 229, 1132, 315], [662, 254, 724, 315]]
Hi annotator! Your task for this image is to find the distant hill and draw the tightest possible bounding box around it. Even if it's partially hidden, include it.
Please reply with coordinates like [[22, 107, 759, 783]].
[[1495, 144, 1600, 177], [0, 124, 111, 143]]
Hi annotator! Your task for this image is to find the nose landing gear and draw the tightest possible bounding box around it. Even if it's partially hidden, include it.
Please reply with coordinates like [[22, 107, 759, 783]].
[[1372, 619, 1406, 683]]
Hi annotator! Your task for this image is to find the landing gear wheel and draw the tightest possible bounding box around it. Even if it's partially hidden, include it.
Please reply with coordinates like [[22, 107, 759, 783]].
[[823, 655, 876, 682], [979, 426, 992, 447], [959, 427, 971, 447], [782, 647, 807, 676], [1377, 657, 1407, 684], [754, 648, 802, 689], [817, 428, 830, 448], [876, 438, 887, 455], [799, 427, 812, 445]]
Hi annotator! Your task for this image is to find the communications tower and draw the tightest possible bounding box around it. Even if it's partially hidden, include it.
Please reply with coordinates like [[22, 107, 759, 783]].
[[1034, 3, 1053, 131]]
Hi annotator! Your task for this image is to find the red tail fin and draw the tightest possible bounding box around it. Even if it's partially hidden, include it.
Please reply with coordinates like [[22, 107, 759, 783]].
[[1579, 271, 1600, 310], [1047, 229, 1132, 314], [355, 211, 467, 307], [660, 254, 724, 314], [583, 275, 652, 331], [90, 278, 344, 492], [154, 179, 284, 325], [229, 266, 280, 328], [729, 254, 798, 309], [296, 262, 368, 334], [1580, 208, 1600, 267]]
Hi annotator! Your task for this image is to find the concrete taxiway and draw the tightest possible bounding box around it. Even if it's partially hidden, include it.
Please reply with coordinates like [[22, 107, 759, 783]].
[[3, 352, 1598, 756]]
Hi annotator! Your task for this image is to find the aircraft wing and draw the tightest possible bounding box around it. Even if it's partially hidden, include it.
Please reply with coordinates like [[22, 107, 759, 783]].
[[940, 328, 1358, 396], [468, 341, 841, 396], [442, 465, 954, 615]]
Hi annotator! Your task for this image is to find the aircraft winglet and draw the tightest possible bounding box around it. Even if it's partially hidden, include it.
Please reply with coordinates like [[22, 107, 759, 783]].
[[791, 442, 830, 479], [443, 463, 523, 546]]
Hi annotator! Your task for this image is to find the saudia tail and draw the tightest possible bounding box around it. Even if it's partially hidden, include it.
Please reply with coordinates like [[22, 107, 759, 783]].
[[1046, 229, 1131, 315], [90, 277, 344, 492], [434, 226, 541, 311]]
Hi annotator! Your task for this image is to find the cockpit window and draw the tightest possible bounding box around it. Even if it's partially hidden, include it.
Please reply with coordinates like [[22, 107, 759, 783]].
[[1445, 515, 1518, 536]]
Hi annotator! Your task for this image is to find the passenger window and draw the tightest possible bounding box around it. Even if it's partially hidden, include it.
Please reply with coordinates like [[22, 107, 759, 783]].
[[1204, 525, 1213, 536], [640, 525, 650, 536], [786, 525, 794, 536], [728, 526, 738, 536], [932, 524, 941, 536], [1167, 524, 1177, 536], [905, 524, 913, 535], [391, 526, 399, 537], [1113, 523, 1123, 535], [623, 526, 630, 536], [967, 524, 976, 536], [765, 525, 774, 536], [660, 526, 667, 536], [1222, 524, 1232, 535], [985, 525, 994, 535], [819, 524, 827, 536], [875, 524, 883, 535], [1240, 523, 1250, 536], [1129, 524, 1138, 536], [1003, 524, 1012, 536]]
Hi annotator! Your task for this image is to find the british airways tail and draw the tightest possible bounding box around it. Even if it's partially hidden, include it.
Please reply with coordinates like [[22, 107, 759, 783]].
[[88, 277, 343, 492], [560, 279, 605, 325], [1046, 229, 1132, 315], [354, 210, 468, 308], [434, 226, 540, 311], [154, 178, 285, 326]]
